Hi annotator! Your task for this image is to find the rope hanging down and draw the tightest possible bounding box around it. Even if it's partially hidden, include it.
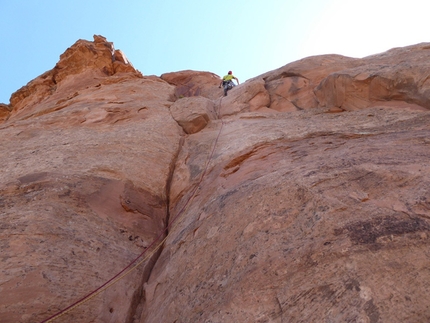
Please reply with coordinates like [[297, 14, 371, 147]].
[[39, 98, 226, 323]]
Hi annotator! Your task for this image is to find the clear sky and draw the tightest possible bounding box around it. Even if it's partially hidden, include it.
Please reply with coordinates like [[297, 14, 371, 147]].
[[1, 0, 428, 104]]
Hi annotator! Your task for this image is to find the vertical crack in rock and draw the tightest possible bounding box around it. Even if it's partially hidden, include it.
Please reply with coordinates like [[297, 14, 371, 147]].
[[165, 136, 186, 234], [127, 135, 185, 323], [125, 253, 160, 323]]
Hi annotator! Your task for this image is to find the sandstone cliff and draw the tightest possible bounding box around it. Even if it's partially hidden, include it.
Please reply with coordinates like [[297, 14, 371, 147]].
[[1, 35, 429, 323]]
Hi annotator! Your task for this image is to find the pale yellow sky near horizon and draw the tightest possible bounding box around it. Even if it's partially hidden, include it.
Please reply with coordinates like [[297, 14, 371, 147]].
[[300, 0, 429, 59]]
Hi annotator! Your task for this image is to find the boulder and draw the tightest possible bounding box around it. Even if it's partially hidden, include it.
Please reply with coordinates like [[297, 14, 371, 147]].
[[169, 96, 217, 134]]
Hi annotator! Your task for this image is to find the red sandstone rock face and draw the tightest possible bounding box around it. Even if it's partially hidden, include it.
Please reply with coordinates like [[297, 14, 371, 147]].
[[161, 70, 222, 100], [0, 37, 181, 323], [1, 37, 430, 323], [0, 103, 11, 122], [144, 108, 430, 323]]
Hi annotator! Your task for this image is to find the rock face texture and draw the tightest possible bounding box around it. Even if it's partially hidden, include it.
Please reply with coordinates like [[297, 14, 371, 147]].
[[1, 36, 430, 323]]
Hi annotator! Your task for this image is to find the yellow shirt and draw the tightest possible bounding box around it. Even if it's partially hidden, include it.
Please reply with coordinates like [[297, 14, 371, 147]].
[[222, 74, 235, 81]]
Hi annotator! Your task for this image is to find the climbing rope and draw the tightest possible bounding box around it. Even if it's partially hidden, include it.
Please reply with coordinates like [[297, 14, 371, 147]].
[[39, 97, 225, 323]]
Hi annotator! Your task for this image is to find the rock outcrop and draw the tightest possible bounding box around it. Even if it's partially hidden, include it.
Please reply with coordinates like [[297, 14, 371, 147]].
[[0, 103, 12, 122], [170, 96, 217, 134], [1, 36, 430, 323], [8, 35, 142, 118], [161, 70, 221, 100]]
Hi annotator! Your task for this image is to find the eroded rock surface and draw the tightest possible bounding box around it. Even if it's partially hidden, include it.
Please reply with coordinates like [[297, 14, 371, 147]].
[[161, 70, 221, 100], [143, 107, 430, 323], [1, 37, 430, 323], [0, 36, 182, 323]]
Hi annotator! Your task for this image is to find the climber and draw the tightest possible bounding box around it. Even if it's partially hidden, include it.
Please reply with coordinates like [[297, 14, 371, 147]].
[[219, 71, 239, 96]]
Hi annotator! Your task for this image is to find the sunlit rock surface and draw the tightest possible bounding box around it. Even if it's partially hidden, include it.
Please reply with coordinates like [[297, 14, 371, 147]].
[[1, 36, 430, 323]]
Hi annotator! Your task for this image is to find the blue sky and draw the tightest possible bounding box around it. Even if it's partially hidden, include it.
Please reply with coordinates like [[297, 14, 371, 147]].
[[1, 0, 428, 104]]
